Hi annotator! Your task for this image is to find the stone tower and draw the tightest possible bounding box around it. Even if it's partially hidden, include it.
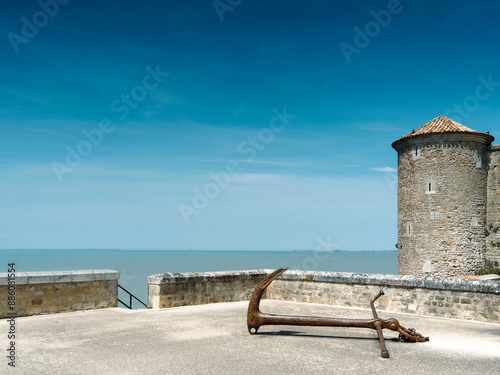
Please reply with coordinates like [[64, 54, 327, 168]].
[[392, 115, 495, 276]]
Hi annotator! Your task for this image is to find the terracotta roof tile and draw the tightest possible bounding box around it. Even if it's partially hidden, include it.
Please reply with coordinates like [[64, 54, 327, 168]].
[[394, 114, 494, 143], [392, 115, 495, 149], [401, 115, 482, 139]]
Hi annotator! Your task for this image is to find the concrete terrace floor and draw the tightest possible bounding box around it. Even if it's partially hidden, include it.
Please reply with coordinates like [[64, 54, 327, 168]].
[[2, 300, 500, 375]]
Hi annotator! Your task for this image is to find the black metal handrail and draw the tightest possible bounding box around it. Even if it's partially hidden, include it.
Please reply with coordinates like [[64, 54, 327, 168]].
[[117, 284, 147, 309]]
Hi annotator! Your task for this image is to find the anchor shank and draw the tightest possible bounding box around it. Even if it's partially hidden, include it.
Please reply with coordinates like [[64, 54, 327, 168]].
[[257, 313, 383, 330]]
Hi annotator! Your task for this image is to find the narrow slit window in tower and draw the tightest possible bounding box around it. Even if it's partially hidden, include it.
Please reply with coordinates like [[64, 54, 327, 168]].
[[412, 146, 421, 160], [474, 150, 482, 168], [405, 223, 412, 236], [471, 216, 479, 227], [425, 180, 436, 194]]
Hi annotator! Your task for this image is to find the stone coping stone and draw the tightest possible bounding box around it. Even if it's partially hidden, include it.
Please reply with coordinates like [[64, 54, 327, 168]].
[[281, 270, 500, 294], [148, 269, 270, 285], [0, 270, 119, 285], [148, 269, 500, 294], [478, 274, 500, 280]]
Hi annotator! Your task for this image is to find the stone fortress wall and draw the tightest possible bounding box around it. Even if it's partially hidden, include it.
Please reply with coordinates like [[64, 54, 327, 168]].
[[487, 144, 500, 263], [0, 270, 119, 318], [147, 270, 263, 308], [1, 267, 498, 325], [148, 269, 500, 324]]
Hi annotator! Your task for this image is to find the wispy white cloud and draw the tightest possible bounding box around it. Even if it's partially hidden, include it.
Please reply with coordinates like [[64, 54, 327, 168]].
[[238, 159, 302, 166], [231, 173, 292, 185], [180, 158, 301, 167], [371, 167, 397, 173], [356, 122, 406, 133]]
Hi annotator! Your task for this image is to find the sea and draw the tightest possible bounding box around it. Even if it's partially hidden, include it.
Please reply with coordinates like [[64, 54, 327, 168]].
[[0, 249, 398, 309]]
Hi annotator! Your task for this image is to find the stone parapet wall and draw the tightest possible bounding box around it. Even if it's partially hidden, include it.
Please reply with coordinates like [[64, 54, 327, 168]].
[[148, 269, 500, 324], [0, 270, 119, 318], [266, 270, 500, 323], [148, 270, 268, 308]]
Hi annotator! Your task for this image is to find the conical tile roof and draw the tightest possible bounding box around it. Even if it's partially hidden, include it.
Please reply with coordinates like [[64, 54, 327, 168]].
[[402, 115, 485, 138], [393, 115, 494, 148]]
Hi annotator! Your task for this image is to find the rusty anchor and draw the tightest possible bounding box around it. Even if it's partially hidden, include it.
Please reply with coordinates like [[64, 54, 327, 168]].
[[247, 268, 429, 358]]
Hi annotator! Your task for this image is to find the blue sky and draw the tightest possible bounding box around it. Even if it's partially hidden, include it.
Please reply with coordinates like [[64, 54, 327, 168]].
[[1, 0, 500, 250]]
